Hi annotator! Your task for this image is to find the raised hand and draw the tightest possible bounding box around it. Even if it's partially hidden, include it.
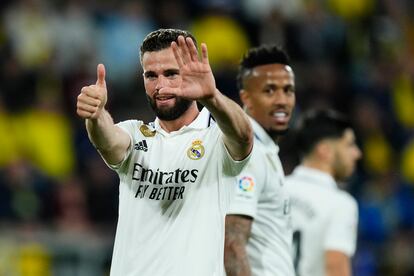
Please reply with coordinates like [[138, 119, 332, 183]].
[[162, 36, 217, 102], [77, 64, 108, 119]]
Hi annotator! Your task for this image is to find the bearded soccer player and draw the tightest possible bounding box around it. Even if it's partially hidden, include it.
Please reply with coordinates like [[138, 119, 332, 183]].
[[76, 28, 253, 276]]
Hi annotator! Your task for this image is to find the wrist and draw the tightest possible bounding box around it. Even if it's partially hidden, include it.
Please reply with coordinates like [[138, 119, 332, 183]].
[[199, 89, 221, 108]]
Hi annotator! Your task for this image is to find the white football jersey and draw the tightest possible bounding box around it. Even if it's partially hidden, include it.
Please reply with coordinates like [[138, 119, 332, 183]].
[[286, 166, 358, 276], [107, 109, 250, 276], [227, 118, 295, 276]]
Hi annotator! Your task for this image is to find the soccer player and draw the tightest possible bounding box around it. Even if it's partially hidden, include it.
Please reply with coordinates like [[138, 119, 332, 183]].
[[286, 109, 361, 276], [224, 45, 295, 275], [76, 29, 253, 276]]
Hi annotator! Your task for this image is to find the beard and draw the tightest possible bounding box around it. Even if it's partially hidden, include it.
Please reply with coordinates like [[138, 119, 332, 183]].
[[266, 128, 289, 140], [147, 94, 192, 121]]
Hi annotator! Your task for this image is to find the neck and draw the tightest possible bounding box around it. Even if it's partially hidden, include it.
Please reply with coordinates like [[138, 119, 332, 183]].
[[301, 158, 333, 176], [245, 111, 286, 143], [159, 102, 199, 132], [269, 131, 280, 144]]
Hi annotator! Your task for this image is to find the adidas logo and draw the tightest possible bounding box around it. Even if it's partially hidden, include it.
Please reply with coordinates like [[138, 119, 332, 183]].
[[134, 140, 148, 152]]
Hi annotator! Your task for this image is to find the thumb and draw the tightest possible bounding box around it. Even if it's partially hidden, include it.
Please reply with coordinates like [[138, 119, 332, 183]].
[[96, 63, 106, 87]]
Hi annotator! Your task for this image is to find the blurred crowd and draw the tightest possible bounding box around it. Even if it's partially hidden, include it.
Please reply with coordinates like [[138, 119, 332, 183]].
[[0, 0, 413, 275]]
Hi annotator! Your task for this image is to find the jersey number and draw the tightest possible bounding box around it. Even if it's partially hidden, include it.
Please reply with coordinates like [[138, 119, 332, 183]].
[[292, 230, 302, 275]]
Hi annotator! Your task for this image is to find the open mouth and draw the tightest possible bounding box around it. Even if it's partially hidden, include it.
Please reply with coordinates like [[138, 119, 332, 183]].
[[271, 111, 290, 124], [155, 94, 175, 105]]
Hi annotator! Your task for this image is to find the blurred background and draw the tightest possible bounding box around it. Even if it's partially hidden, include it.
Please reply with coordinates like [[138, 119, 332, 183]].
[[0, 0, 413, 275]]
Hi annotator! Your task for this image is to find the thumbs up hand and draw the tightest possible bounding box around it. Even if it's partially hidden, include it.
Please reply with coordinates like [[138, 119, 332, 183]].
[[77, 64, 108, 119]]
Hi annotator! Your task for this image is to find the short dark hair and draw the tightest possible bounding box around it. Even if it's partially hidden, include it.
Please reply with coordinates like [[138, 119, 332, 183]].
[[237, 45, 290, 90], [295, 109, 352, 156], [140, 28, 197, 61]]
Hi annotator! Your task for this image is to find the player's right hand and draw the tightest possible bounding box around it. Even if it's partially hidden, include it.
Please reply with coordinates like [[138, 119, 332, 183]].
[[77, 64, 108, 119]]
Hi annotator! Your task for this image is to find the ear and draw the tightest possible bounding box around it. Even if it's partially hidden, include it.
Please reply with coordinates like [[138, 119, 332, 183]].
[[240, 89, 251, 109], [315, 141, 334, 162]]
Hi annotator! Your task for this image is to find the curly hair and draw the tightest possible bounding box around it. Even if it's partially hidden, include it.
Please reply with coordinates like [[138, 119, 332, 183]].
[[237, 45, 290, 90]]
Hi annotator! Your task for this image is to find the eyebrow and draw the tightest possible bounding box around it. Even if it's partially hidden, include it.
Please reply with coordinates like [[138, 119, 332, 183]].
[[284, 84, 295, 90], [163, 69, 180, 75], [144, 71, 156, 78], [143, 69, 180, 78], [264, 83, 295, 90]]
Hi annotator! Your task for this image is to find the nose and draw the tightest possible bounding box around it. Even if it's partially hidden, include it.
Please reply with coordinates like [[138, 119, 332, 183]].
[[354, 146, 362, 160], [155, 75, 169, 91], [272, 89, 288, 105]]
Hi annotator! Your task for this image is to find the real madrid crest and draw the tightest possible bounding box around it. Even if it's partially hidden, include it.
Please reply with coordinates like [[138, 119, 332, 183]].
[[139, 124, 156, 137], [187, 139, 205, 160]]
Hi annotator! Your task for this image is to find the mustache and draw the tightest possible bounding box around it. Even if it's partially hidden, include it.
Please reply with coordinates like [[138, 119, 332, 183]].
[[146, 94, 192, 121]]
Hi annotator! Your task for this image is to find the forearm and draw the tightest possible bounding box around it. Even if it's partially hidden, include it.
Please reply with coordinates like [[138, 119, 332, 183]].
[[326, 265, 351, 276], [200, 90, 253, 160], [86, 109, 130, 164], [325, 251, 352, 276], [224, 241, 251, 276], [224, 215, 253, 276]]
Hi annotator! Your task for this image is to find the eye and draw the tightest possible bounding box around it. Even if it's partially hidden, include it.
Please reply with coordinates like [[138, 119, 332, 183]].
[[284, 86, 295, 94], [144, 72, 157, 80], [165, 70, 179, 79], [263, 87, 275, 95]]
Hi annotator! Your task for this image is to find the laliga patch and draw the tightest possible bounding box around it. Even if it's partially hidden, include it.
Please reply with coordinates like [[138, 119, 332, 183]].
[[187, 139, 205, 160], [139, 124, 156, 137], [238, 175, 255, 193]]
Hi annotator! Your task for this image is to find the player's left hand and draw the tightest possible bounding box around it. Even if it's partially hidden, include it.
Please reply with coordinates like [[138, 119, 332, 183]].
[[162, 35, 217, 102]]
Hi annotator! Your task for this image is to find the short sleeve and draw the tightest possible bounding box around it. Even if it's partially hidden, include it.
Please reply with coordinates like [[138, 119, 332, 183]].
[[226, 150, 264, 219], [220, 133, 252, 177], [324, 195, 358, 256]]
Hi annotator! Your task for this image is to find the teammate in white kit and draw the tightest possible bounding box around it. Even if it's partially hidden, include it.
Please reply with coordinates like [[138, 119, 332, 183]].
[[224, 45, 295, 276], [286, 109, 362, 276], [76, 29, 253, 276]]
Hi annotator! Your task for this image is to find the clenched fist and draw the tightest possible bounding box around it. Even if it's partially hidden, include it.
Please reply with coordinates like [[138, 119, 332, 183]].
[[77, 64, 107, 119]]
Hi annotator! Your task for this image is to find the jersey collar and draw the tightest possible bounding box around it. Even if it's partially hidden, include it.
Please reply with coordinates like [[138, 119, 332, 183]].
[[292, 165, 338, 190], [153, 108, 214, 135], [250, 117, 280, 154]]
